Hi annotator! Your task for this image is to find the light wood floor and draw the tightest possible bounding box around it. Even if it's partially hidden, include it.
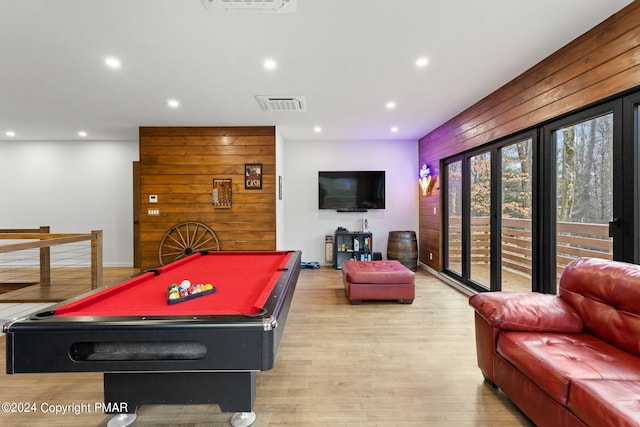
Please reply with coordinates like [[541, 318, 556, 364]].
[[0, 267, 140, 302], [0, 267, 534, 427]]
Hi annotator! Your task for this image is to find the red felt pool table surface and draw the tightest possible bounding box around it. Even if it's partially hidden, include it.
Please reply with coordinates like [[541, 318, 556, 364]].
[[56, 251, 293, 317]]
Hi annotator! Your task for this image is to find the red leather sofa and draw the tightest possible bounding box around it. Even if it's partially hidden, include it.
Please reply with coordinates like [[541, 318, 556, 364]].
[[469, 257, 640, 427]]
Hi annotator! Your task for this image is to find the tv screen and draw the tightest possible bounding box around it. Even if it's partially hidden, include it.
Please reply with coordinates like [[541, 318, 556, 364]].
[[318, 171, 385, 210]]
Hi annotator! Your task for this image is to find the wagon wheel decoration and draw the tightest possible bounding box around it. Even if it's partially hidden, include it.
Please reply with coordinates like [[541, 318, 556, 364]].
[[158, 221, 220, 265]]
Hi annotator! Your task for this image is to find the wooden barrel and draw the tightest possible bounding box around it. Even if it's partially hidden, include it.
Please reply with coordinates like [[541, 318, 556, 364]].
[[387, 231, 418, 271]]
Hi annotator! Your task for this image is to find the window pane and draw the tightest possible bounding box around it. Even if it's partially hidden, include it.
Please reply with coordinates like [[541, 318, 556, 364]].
[[501, 139, 533, 292], [470, 152, 491, 286], [555, 113, 613, 285], [447, 161, 462, 274]]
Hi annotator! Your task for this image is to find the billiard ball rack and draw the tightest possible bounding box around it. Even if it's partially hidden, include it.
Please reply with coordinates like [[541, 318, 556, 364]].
[[167, 282, 216, 305]]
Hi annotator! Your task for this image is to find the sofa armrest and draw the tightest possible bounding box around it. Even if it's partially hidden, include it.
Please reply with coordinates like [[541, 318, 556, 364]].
[[469, 292, 583, 333]]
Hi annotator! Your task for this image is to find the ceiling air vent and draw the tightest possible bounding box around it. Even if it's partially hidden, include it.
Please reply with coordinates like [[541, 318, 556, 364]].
[[201, 0, 296, 13], [256, 96, 306, 112]]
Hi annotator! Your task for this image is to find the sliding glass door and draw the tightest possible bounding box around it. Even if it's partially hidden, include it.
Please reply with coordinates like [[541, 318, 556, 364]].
[[500, 137, 533, 292], [469, 152, 491, 287], [445, 160, 463, 275], [552, 113, 614, 285], [539, 100, 627, 292], [442, 98, 633, 293], [444, 153, 495, 290], [623, 92, 640, 264]]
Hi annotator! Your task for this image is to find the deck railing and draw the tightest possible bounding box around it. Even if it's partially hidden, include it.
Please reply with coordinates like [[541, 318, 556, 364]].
[[0, 227, 103, 289], [448, 217, 612, 278]]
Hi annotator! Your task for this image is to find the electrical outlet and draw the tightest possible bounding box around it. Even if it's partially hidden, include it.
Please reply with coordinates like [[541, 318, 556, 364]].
[[433, 207, 437, 215], [429, 252, 433, 261]]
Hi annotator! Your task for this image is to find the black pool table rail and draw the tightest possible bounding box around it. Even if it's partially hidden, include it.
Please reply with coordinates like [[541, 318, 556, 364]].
[[4, 250, 302, 375]]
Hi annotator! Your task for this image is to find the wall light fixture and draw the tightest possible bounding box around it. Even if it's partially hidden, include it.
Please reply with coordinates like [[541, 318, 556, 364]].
[[419, 164, 431, 196]]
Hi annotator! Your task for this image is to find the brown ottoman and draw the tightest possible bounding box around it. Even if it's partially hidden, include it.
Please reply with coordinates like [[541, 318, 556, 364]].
[[342, 260, 415, 304]]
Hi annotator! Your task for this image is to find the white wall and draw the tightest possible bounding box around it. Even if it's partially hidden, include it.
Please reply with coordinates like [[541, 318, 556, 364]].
[[275, 129, 285, 249], [0, 140, 138, 267], [1, 137, 418, 268], [282, 139, 419, 263]]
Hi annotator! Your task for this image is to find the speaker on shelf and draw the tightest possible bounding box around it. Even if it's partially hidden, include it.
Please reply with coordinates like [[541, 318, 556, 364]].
[[325, 235, 334, 265]]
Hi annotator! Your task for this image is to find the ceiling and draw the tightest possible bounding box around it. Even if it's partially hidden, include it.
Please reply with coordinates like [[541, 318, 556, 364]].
[[0, 0, 634, 143]]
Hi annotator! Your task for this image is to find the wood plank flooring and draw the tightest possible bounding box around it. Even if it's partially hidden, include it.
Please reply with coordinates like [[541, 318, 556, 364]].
[[0, 268, 140, 302], [0, 267, 533, 427]]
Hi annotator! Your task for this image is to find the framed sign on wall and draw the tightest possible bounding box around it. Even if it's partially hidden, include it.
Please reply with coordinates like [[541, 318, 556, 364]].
[[245, 163, 262, 190]]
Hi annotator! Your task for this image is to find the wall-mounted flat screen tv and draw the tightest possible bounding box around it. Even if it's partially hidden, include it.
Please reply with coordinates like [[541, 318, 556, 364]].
[[318, 171, 385, 211]]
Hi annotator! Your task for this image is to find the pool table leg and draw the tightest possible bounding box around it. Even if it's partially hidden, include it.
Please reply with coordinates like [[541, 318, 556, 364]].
[[106, 413, 138, 427], [230, 411, 257, 427], [104, 371, 257, 423]]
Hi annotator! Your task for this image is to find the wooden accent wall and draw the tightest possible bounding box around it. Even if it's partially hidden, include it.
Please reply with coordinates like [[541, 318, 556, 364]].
[[418, 1, 640, 271], [138, 126, 276, 269]]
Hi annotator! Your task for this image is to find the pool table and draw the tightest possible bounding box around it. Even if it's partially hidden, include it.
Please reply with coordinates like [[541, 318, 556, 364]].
[[4, 250, 302, 427]]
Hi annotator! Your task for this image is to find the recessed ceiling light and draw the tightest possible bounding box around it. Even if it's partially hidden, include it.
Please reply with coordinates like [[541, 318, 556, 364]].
[[391, 127, 399, 133], [201, 0, 297, 13], [167, 99, 180, 108], [78, 131, 88, 137], [104, 56, 122, 69], [415, 57, 429, 68], [386, 101, 396, 110], [314, 126, 322, 133], [263, 59, 277, 70], [5, 131, 15, 137]]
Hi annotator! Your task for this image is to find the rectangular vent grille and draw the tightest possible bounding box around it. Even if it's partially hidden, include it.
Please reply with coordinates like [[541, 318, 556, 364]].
[[256, 96, 306, 112], [204, 0, 296, 13]]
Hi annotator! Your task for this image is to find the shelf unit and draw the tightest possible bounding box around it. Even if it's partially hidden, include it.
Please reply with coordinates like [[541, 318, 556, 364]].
[[333, 231, 372, 269]]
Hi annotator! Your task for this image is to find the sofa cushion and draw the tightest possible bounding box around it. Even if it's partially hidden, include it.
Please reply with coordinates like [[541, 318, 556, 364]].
[[568, 379, 640, 427], [560, 257, 640, 357], [469, 292, 583, 333], [497, 332, 640, 405]]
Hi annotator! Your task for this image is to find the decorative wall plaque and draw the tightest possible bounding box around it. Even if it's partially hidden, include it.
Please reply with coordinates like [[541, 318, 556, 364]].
[[212, 178, 232, 208]]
